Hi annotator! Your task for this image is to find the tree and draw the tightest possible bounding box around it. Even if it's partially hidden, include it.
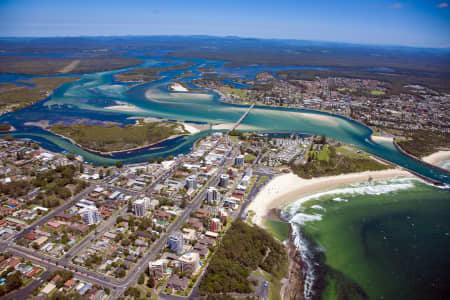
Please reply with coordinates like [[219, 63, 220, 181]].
[[147, 275, 156, 288], [319, 135, 327, 144], [138, 273, 145, 284], [157, 157, 164, 164], [117, 269, 126, 278], [56, 186, 72, 199], [127, 199, 133, 212], [167, 155, 174, 160], [116, 161, 123, 168], [181, 198, 187, 209], [66, 153, 75, 160], [6, 271, 22, 292], [61, 233, 69, 244], [148, 158, 155, 163]]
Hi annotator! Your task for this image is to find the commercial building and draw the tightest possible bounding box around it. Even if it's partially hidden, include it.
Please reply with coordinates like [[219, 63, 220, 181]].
[[185, 175, 197, 190], [133, 199, 146, 217], [178, 252, 200, 274], [235, 155, 245, 166], [149, 259, 168, 279], [206, 187, 219, 204], [168, 232, 184, 254], [210, 218, 221, 233], [219, 174, 229, 187], [81, 206, 101, 224]]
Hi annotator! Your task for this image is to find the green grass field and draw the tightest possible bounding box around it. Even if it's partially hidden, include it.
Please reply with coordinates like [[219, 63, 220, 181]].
[[317, 145, 330, 161], [370, 90, 385, 95], [264, 219, 291, 241], [223, 87, 248, 99]]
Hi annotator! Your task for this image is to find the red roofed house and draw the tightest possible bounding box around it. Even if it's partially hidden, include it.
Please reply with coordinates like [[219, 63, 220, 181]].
[[26, 233, 37, 240], [51, 274, 60, 283], [154, 210, 170, 221], [46, 221, 61, 229], [25, 267, 41, 278], [64, 279, 74, 288]]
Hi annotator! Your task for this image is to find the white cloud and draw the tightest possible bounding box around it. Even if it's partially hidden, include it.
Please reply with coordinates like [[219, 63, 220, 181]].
[[437, 2, 448, 8]]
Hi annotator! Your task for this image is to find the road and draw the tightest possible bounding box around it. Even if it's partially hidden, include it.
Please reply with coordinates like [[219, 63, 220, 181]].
[[13, 184, 97, 242], [113, 144, 235, 298], [2, 108, 257, 299]]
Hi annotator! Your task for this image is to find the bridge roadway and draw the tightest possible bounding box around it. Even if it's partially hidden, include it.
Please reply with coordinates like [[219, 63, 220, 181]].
[[0, 106, 253, 299], [230, 102, 255, 131]]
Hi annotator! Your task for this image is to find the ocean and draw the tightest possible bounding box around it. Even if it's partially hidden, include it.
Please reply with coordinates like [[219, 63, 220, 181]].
[[287, 173, 450, 300]]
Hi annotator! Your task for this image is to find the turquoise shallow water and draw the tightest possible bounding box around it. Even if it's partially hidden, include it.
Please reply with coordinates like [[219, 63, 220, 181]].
[[0, 55, 448, 185]]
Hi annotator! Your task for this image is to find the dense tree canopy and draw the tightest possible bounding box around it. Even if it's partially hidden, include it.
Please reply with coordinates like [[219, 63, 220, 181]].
[[199, 221, 287, 295]]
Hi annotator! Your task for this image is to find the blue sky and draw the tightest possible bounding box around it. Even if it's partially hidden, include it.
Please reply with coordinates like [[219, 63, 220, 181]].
[[0, 0, 449, 48]]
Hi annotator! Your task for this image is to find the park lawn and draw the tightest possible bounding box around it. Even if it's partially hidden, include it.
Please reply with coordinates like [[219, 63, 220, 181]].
[[370, 90, 385, 95], [245, 154, 256, 163], [223, 87, 248, 99], [317, 145, 330, 161]]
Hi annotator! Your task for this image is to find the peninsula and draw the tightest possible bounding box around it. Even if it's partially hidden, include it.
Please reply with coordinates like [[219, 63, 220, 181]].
[[49, 121, 189, 154]]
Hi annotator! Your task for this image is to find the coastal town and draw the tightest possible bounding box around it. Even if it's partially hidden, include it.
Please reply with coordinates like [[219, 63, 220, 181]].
[[0, 120, 327, 299], [193, 71, 450, 133], [0, 1, 449, 298], [0, 77, 448, 298]]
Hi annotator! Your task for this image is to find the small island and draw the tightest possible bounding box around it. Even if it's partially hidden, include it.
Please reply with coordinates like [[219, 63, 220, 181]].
[[49, 121, 189, 154], [114, 61, 196, 85]]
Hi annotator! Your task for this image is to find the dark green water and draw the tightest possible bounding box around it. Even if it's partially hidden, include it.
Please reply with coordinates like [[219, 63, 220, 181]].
[[288, 177, 450, 300]]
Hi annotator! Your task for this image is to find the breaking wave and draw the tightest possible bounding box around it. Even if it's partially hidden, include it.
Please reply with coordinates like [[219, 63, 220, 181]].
[[286, 176, 418, 300]]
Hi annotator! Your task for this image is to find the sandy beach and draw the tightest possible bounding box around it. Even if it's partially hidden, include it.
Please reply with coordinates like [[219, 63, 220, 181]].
[[212, 123, 259, 131], [371, 135, 394, 143], [24, 120, 50, 129], [247, 169, 410, 226], [169, 82, 188, 92], [104, 104, 142, 112], [422, 151, 450, 166]]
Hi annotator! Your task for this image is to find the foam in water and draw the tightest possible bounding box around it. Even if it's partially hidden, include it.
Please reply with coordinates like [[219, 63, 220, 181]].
[[286, 177, 419, 300], [291, 224, 317, 300], [287, 177, 416, 216], [311, 205, 325, 211], [332, 197, 348, 202], [291, 212, 323, 225]]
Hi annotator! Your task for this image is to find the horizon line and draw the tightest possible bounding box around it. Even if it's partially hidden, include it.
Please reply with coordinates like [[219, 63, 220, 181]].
[[1, 34, 449, 50]]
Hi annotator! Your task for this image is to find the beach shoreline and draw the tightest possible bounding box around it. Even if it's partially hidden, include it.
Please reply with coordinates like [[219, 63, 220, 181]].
[[421, 151, 450, 166], [247, 169, 410, 226], [168, 82, 188, 92]]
